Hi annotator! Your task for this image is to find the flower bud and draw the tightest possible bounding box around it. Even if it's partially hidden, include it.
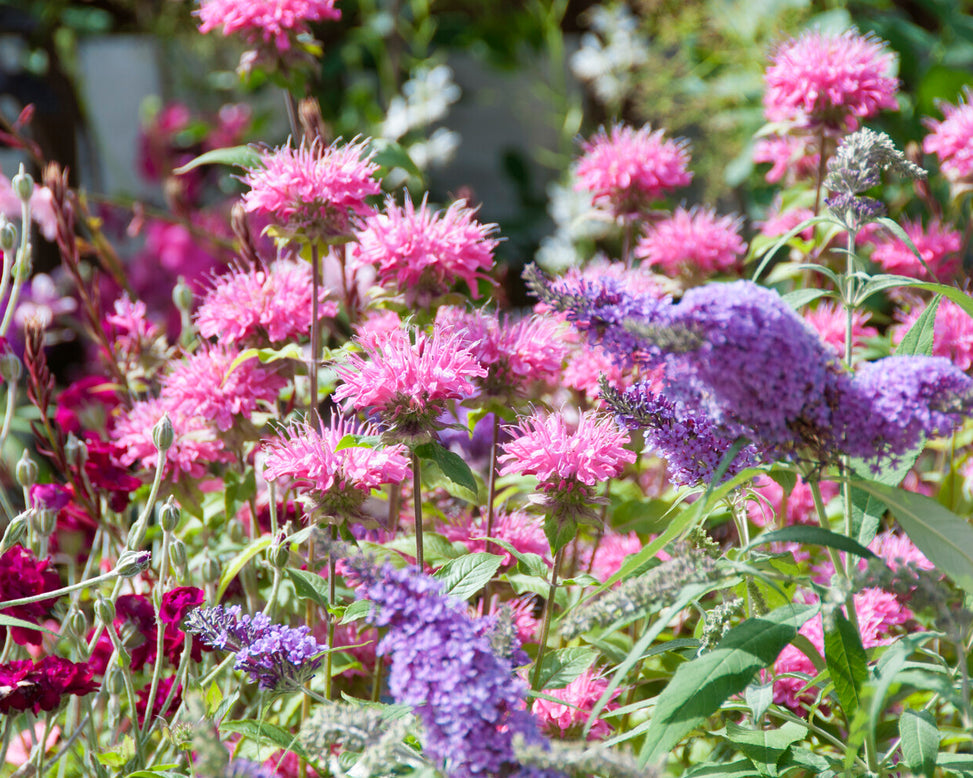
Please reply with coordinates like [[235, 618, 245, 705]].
[[106, 668, 128, 697], [63, 608, 88, 640], [0, 219, 16, 253], [159, 496, 180, 533], [116, 549, 151, 578], [0, 511, 29, 553], [153, 413, 174, 453], [12, 166, 34, 202], [0, 348, 21, 383], [34, 507, 56, 537], [270, 532, 289, 569], [169, 538, 188, 575], [94, 596, 116, 626], [202, 554, 221, 583], [64, 433, 88, 470], [227, 518, 245, 544], [172, 276, 194, 313], [15, 451, 37, 488]]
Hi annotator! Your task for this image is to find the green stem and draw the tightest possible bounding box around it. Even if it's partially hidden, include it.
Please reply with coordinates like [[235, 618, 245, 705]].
[[0, 195, 31, 337], [412, 452, 424, 570], [309, 242, 321, 423], [140, 531, 172, 739], [531, 544, 565, 691], [0, 567, 120, 610], [484, 414, 501, 553]]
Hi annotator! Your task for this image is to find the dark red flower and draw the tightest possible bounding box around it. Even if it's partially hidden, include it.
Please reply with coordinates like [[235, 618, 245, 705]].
[[87, 594, 157, 675], [82, 435, 141, 511], [0, 546, 61, 646], [160, 586, 206, 664], [54, 376, 120, 435], [0, 657, 97, 714], [136, 675, 182, 726]]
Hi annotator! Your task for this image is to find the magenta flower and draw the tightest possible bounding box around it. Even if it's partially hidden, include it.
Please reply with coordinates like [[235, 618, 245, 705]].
[[635, 206, 746, 278], [763, 29, 899, 130], [870, 218, 961, 281], [0, 657, 97, 715], [583, 531, 646, 583], [758, 203, 815, 241], [0, 546, 61, 647], [867, 530, 934, 574], [894, 299, 973, 372], [242, 138, 380, 243], [573, 124, 692, 217], [752, 134, 820, 184], [440, 509, 550, 568], [352, 195, 499, 305], [161, 346, 286, 432], [745, 475, 839, 528], [263, 416, 411, 521], [332, 320, 486, 441], [195, 0, 340, 52], [532, 668, 620, 740], [803, 300, 878, 357], [196, 260, 338, 344], [923, 93, 973, 182]]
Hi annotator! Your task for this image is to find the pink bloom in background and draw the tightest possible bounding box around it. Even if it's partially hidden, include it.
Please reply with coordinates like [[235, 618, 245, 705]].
[[263, 417, 410, 520], [636, 206, 746, 278], [54, 376, 119, 435], [482, 594, 539, 645], [923, 92, 973, 182], [758, 204, 815, 241], [574, 124, 692, 217], [111, 398, 229, 480], [532, 667, 620, 740], [752, 134, 820, 184], [4, 723, 60, 766], [870, 219, 962, 281], [0, 174, 58, 242], [195, 0, 340, 51], [0, 546, 61, 647], [353, 196, 499, 305], [747, 475, 839, 528], [196, 260, 338, 344], [584, 531, 643, 582], [161, 346, 286, 432], [562, 341, 627, 402], [763, 29, 898, 130], [867, 530, 934, 573], [893, 298, 973, 371], [803, 300, 877, 357], [242, 138, 380, 242], [353, 308, 402, 350], [333, 320, 486, 440], [440, 510, 550, 567]]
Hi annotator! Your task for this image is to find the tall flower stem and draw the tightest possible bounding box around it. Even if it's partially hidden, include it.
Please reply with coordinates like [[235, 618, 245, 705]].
[[813, 127, 828, 217], [531, 543, 565, 691], [325, 526, 337, 702], [412, 452, 424, 569], [309, 241, 321, 422], [484, 414, 501, 554]]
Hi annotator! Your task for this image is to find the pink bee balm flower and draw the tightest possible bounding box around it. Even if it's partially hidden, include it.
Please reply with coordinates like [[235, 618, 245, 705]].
[[195, 0, 340, 52], [758, 204, 815, 241], [332, 320, 487, 441], [532, 667, 620, 740], [573, 124, 692, 218], [353, 195, 499, 305], [867, 530, 934, 574], [161, 346, 287, 432], [746, 475, 839, 528], [440, 510, 550, 568], [923, 93, 973, 182], [263, 417, 410, 522], [196, 260, 338, 344], [583, 531, 644, 583], [893, 298, 973, 372], [242, 138, 380, 243], [763, 29, 899, 130], [562, 341, 627, 403], [752, 134, 820, 184], [635, 206, 746, 279], [870, 218, 962, 281], [803, 300, 877, 357]]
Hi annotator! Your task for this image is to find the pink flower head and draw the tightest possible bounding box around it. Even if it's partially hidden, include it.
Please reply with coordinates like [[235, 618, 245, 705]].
[[161, 346, 286, 432], [746, 475, 839, 528], [111, 398, 230, 480], [263, 416, 410, 521], [0, 547, 61, 647], [573, 124, 692, 217], [332, 320, 486, 442], [532, 667, 620, 740], [242, 138, 380, 243], [562, 341, 627, 403], [803, 300, 877, 357], [440, 510, 550, 568], [353, 195, 499, 305], [923, 92, 973, 182], [196, 260, 338, 344], [635, 206, 746, 278], [867, 530, 934, 574], [195, 0, 340, 52], [481, 594, 539, 645], [893, 298, 973, 372], [584, 531, 643, 583], [753, 134, 820, 184], [870, 218, 961, 281], [763, 29, 899, 130], [758, 203, 815, 241]]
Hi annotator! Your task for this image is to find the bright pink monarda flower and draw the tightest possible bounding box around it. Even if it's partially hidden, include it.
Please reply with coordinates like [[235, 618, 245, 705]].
[[746, 475, 839, 528], [106, 296, 163, 359], [802, 300, 877, 357], [195, 0, 340, 52], [870, 219, 962, 281], [161, 346, 286, 432], [196, 260, 338, 345], [440, 510, 550, 568], [0, 657, 97, 715], [752, 134, 820, 184], [763, 29, 898, 130], [583, 531, 644, 583], [923, 93, 973, 182], [573, 124, 692, 218], [532, 667, 620, 740], [867, 530, 934, 574], [893, 298, 973, 372], [111, 398, 229, 480], [263, 416, 410, 521], [0, 547, 61, 647], [758, 203, 815, 241], [333, 321, 486, 441], [242, 138, 380, 243], [636, 206, 746, 279], [353, 196, 499, 306]]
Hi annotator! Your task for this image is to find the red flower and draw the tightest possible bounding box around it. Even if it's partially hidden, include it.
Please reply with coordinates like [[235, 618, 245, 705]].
[[136, 676, 182, 726], [0, 546, 61, 646], [0, 657, 97, 714], [160, 587, 206, 665], [88, 595, 157, 675]]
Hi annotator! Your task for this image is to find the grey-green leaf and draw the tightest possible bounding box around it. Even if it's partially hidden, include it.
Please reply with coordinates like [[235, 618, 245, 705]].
[[899, 709, 939, 778], [896, 294, 941, 357], [824, 612, 868, 722]]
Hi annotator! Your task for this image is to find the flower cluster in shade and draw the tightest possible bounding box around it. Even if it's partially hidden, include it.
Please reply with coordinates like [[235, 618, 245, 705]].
[[262, 416, 411, 522], [352, 195, 499, 305], [762, 28, 898, 131], [532, 668, 620, 741], [333, 320, 487, 441], [0, 545, 61, 646], [195, 0, 340, 52], [573, 123, 692, 218], [345, 558, 563, 778], [923, 91, 973, 182], [196, 260, 338, 345], [635, 206, 746, 279], [242, 138, 380, 243], [0, 657, 97, 715], [870, 219, 962, 281], [185, 605, 326, 692]]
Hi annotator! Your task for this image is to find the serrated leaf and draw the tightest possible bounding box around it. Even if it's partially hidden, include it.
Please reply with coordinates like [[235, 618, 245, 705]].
[[221, 719, 308, 760], [174, 144, 262, 174], [745, 525, 877, 560], [533, 647, 598, 690], [414, 441, 478, 503], [824, 612, 868, 722], [433, 552, 503, 600], [286, 568, 331, 608], [899, 710, 939, 778], [723, 721, 807, 777], [896, 294, 942, 357]]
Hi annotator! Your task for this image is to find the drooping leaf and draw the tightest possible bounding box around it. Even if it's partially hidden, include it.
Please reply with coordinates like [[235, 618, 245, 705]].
[[824, 612, 868, 722], [414, 441, 479, 503], [896, 294, 942, 357], [221, 719, 308, 760], [432, 552, 503, 600], [722, 721, 807, 777], [745, 525, 876, 560], [285, 568, 331, 608], [0, 614, 59, 637]]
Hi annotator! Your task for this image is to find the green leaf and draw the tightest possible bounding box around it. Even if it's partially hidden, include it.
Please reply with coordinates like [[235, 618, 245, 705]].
[[896, 294, 942, 357], [849, 449, 917, 546], [824, 613, 868, 722], [414, 441, 478, 503], [487, 537, 548, 577], [228, 344, 305, 376], [744, 525, 877, 560], [173, 144, 262, 174], [532, 647, 598, 690], [722, 721, 807, 777], [899, 710, 939, 778], [205, 682, 223, 718], [339, 599, 372, 625], [217, 536, 273, 601], [633, 602, 819, 766], [97, 736, 136, 768], [334, 433, 384, 451], [683, 759, 762, 778], [750, 215, 834, 282], [221, 719, 308, 760], [368, 138, 424, 180], [853, 480, 973, 594], [782, 288, 833, 311], [285, 568, 331, 608], [544, 514, 577, 556], [0, 613, 59, 637], [433, 552, 503, 600]]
